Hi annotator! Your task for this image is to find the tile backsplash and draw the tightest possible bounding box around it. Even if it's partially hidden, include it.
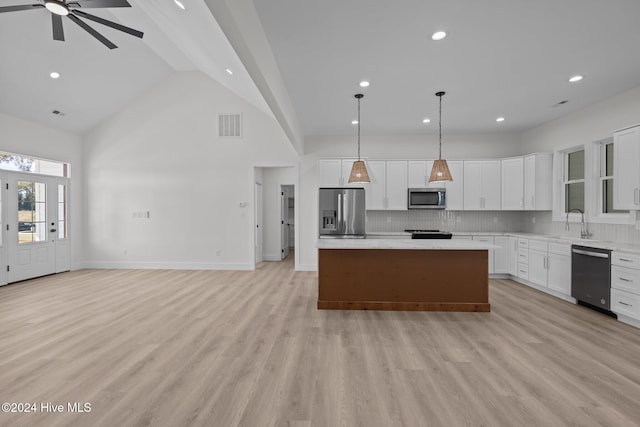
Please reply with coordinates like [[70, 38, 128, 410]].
[[366, 210, 525, 233], [367, 210, 640, 245]]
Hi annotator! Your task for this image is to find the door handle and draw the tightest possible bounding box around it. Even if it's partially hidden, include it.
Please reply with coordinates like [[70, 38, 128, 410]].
[[50, 229, 57, 233]]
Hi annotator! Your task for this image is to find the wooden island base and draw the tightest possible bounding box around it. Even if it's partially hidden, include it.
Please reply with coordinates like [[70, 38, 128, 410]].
[[318, 249, 490, 312]]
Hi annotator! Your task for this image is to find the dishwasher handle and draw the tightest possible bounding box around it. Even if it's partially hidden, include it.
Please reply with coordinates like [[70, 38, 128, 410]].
[[572, 248, 610, 258]]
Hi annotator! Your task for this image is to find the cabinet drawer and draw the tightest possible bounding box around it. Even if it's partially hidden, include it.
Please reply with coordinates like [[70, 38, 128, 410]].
[[611, 289, 640, 320], [518, 251, 529, 263], [518, 262, 529, 280], [529, 239, 548, 252], [611, 265, 640, 293], [518, 238, 529, 249], [612, 252, 640, 269], [548, 242, 571, 256]]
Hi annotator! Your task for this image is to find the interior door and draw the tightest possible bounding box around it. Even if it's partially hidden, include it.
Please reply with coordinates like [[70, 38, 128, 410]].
[[6, 173, 70, 283]]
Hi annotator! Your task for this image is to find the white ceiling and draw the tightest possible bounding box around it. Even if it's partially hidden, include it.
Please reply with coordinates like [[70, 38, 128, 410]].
[[0, 0, 270, 135], [253, 0, 640, 136]]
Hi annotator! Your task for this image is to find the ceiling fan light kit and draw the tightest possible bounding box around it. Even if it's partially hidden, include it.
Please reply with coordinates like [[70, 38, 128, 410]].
[[0, 0, 143, 49]]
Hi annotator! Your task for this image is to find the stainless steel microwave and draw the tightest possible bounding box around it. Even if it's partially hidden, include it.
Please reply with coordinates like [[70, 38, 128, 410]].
[[407, 188, 446, 209]]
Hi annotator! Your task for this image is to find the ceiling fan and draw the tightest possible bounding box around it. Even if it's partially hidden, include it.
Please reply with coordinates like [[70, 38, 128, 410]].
[[0, 0, 143, 49]]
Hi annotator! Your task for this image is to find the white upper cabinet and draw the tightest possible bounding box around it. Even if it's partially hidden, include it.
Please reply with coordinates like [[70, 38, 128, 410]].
[[613, 126, 640, 210], [366, 160, 386, 210], [386, 161, 409, 210], [501, 157, 524, 210], [463, 160, 501, 210], [445, 160, 464, 210], [318, 159, 342, 187], [524, 153, 553, 210], [318, 159, 371, 187], [407, 161, 428, 188]]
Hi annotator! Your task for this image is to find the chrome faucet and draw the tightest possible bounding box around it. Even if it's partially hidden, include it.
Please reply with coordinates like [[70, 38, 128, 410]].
[[566, 208, 591, 239]]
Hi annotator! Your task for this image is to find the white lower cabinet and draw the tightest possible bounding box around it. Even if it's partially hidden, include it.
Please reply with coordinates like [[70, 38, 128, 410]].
[[547, 243, 571, 295], [528, 240, 549, 287], [517, 238, 529, 280], [493, 236, 510, 274], [611, 251, 640, 322], [472, 236, 495, 274], [508, 236, 518, 276]]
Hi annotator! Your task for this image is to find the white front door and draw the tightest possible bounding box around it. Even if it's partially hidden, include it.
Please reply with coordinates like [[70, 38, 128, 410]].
[[6, 173, 70, 283]]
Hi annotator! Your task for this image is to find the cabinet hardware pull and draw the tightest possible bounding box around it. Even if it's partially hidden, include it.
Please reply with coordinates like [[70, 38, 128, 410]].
[[620, 278, 632, 282], [620, 258, 633, 262], [619, 302, 632, 307]]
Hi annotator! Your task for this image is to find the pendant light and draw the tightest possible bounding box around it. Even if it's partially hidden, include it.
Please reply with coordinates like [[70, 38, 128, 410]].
[[429, 91, 453, 183], [348, 93, 370, 183]]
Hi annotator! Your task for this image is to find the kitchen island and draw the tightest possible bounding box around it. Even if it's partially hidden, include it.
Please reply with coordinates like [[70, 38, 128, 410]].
[[317, 238, 496, 312]]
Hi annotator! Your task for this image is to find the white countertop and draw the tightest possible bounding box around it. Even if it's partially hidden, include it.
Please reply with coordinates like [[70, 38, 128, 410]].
[[317, 238, 497, 250], [364, 231, 640, 254]]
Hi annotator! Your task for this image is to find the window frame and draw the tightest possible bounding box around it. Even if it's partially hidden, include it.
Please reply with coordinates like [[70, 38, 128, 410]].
[[563, 147, 585, 214]]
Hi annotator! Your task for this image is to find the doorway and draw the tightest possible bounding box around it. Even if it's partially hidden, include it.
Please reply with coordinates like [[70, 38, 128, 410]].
[[3, 172, 71, 284], [280, 185, 294, 260]]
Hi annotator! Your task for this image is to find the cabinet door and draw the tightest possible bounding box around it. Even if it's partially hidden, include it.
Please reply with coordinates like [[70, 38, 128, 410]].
[[366, 161, 386, 210], [407, 161, 428, 188], [386, 161, 408, 210], [318, 159, 342, 187], [613, 126, 640, 210], [445, 160, 464, 210], [473, 236, 495, 274], [547, 253, 571, 295], [528, 250, 548, 287], [524, 155, 536, 210], [482, 161, 502, 210], [508, 236, 518, 276], [501, 157, 524, 210], [463, 161, 483, 210], [494, 236, 510, 274]]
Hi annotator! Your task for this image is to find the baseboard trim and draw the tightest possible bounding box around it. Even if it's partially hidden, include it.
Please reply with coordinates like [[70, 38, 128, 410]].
[[296, 263, 317, 272], [83, 261, 254, 271], [263, 254, 282, 261]]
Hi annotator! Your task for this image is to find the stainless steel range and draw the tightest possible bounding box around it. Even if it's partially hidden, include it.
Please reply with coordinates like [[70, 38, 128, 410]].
[[404, 229, 453, 239]]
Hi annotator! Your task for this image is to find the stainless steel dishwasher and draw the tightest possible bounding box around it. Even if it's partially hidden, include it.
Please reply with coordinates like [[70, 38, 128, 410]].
[[571, 245, 615, 316]]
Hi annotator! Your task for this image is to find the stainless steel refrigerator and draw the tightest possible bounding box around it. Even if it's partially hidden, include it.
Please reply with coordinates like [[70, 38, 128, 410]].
[[319, 187, 366, 238]]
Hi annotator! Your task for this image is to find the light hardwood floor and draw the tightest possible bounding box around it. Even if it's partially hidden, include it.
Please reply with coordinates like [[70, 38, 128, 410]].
[[1, 260, 640, 427]]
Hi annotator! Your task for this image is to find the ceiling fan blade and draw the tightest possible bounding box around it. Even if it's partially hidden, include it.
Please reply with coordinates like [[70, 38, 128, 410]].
[[67, 14, 117, 49], [52, 13, 65, 41], [70, 0, 132, 8], [0, 4, 44, 13], [73, 10, 143, 38]]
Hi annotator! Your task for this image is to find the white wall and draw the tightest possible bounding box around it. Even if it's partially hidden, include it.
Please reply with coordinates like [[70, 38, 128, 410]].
[[297, 132, 523, 270], [0, 112, 84, 270], [260, 167, 295, 260], [83, 71, 298, 269], [521, 85, 640, 153]]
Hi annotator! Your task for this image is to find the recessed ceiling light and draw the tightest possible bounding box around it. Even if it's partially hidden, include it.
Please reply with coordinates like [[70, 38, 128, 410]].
[[569, 75, 583, 83], [431, 31, 447, 41], [50, 72, 60, 79], [422, 118, 431, 124], [45, 0, 69, 16], [359, 81, 370, 88], [225, 68, 233, 75], [352, 120, 359, 125], [174, 0, 186, 10], [496, 117, 505, 122]]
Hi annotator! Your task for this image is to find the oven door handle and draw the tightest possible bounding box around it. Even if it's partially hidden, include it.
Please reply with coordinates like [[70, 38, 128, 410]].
[[572, 248, 609, 258]]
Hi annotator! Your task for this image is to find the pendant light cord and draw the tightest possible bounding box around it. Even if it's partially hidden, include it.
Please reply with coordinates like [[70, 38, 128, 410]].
[[357, 96, 361, 160], [438, 92, 443, 160]]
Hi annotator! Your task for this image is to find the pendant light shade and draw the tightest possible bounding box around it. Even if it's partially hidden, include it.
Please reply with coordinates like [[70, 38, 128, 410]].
[[348, 93, 371, 184], [429, 91, 453, 183]]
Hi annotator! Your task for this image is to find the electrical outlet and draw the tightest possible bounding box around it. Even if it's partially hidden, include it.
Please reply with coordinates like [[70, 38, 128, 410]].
[[532, 216, 536, 224], [386, 216, 391, 223], [493, 217, 498, 223], [216, 250, 221, 256], [122, 248, 127, 255], [456, 216, 462, 223]]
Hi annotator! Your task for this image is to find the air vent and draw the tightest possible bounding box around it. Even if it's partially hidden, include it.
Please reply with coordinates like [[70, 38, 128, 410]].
[[52, 110, 66, 117], [218, 113, 242, 138]]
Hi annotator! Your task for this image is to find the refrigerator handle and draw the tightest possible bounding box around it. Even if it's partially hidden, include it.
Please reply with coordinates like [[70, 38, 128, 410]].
[[337, 193, 343, 232]]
